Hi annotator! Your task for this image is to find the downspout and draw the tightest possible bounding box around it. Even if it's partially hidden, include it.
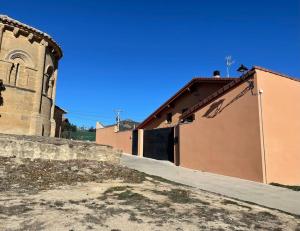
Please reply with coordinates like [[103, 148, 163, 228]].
[[257, 75, 268, 184]]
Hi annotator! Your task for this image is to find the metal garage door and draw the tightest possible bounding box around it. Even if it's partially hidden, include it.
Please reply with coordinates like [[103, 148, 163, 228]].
[[131, 129, 138, 155], [143, 127, 174, 162]]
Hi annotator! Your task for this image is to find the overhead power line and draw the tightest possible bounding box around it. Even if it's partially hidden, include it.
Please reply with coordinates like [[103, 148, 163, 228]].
[[67, 112, 111, 119]]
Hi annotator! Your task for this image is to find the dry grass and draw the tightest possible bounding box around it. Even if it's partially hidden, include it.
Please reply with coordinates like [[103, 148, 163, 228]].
[[0, 157, 299, 231]]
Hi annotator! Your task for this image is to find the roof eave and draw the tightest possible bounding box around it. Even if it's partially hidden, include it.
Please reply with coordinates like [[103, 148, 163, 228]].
[[137, 77, 236, 129], [180, 69, 256, 120], [0, 15, 63, 59]]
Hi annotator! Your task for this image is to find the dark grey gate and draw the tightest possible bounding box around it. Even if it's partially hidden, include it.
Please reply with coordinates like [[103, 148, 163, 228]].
[[132, 130, 138, 155], [143, 127, 174, 162]]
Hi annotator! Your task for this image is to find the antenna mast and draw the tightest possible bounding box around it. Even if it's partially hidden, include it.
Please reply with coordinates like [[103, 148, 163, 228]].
[[114, 109, 123, 131], [225, 56, 235, 78]]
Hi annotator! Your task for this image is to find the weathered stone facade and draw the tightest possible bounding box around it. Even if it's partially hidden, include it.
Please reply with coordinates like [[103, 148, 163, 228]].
[[54, 105, 67, 138], [0, 15, 62, 136]]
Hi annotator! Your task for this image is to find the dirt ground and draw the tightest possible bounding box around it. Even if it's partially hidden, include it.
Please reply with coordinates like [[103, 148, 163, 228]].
[[0, 157, 299, 231]]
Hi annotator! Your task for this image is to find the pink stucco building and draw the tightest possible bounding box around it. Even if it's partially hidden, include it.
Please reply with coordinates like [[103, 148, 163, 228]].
[[97, 66, 300, 185]]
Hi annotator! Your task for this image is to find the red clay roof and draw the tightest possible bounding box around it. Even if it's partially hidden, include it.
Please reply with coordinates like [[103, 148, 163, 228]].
[[137, 77, 236, 129], [55, 105, 67, 114], [180, 66, 300, 120]]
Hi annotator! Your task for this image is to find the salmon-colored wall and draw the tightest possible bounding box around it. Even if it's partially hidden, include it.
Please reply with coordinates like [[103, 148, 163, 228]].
[[179, 79, 264, 182], [145, 83, 228, 129], [256, 70, 300, 185], [96, 126, 132, 154]]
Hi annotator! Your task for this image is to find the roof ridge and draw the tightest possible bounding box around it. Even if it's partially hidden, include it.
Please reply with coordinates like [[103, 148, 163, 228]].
[[253, 66, 300, 83], [181, 66, 300, 120], [137, 77, 235, 129], [192, 77, 237, 80], [180, 69, 255, 120], [0, 15, 50, 37]]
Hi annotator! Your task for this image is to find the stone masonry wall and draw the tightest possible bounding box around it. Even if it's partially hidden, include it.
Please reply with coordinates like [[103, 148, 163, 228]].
[[0, 15, 62, 137], [0, 134, 120, 164]]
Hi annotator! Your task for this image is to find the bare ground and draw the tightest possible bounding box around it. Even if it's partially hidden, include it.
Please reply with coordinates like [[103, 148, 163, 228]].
[[0, 157, 299, 231]]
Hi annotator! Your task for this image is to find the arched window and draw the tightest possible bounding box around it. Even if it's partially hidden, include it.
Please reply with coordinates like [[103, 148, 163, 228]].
[[6, 50, 34, 67], [5, 50, 34, 86]]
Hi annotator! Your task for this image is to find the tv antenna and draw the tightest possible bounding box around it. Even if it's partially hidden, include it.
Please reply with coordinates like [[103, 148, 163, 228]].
[[225, 56, 235, 77], [114, 109, 123, 131]]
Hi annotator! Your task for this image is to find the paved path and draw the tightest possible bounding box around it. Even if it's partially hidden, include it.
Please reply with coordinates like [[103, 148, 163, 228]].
[[121, 154, 300, 216]]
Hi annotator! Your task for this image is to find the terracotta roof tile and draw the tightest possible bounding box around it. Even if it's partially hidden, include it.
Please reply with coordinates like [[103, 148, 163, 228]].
[[180, 66, 300, 120], [137, 77, 235, 129], [0, 15, 62, 58]]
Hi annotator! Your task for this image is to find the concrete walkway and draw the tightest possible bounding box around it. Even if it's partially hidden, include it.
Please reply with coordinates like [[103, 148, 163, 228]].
[[121, 154, 300, 216]]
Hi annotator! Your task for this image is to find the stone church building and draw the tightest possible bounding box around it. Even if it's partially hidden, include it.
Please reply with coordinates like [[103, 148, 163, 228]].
[[0, 15, 62, 136]]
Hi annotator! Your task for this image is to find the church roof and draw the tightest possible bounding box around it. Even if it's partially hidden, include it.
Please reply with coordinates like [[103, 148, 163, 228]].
[[0, 15, 62, 59]]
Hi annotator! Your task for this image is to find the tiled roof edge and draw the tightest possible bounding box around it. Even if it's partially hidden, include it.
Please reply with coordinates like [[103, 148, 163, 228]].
[[0, 15, 62, 58], [137, 77, 235, 129], [180, 69, 255, 120]]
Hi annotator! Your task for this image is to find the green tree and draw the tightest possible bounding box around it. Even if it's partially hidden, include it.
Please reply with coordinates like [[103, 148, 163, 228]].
[[62, 122, 77, 132], [88, 126, 96, 132]]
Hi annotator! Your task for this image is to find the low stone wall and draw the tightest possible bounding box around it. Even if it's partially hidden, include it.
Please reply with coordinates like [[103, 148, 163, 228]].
[[0, 133, 120, 164]]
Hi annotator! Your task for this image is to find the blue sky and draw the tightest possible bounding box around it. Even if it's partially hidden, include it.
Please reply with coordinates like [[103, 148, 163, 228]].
[[1, 0, 300, 127]]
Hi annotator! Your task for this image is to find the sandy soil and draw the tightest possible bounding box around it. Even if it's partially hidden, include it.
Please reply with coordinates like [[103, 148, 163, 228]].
[[0, 157, 299, 231]]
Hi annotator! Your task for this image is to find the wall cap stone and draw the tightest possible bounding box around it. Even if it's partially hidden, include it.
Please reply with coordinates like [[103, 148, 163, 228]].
[[0, 133, 121, 164]]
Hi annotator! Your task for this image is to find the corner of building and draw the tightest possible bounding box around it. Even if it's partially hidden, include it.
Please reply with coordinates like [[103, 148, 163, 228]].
[[255, 67, 300, 185]]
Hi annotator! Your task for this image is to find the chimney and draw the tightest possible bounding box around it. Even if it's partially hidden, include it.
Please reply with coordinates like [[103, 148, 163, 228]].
[[213, 70, 220, 78]]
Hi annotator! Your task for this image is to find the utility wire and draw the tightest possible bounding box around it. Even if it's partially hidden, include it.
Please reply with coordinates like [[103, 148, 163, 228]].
[[67, 113, 111, 120], [68, 110, 111, 117]]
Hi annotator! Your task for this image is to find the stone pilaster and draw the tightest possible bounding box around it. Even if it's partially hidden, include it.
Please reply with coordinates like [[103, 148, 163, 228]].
[[29, 39, 47, 135], [138, 129, 144, 157], [0, 24, 4, 52], [50, 68, 58, 137]]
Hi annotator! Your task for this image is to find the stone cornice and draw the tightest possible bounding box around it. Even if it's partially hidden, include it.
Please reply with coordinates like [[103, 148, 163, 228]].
[[0, 58, 38, 71], [0, 15, 62, 59], [4, 84, 36, 93]]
